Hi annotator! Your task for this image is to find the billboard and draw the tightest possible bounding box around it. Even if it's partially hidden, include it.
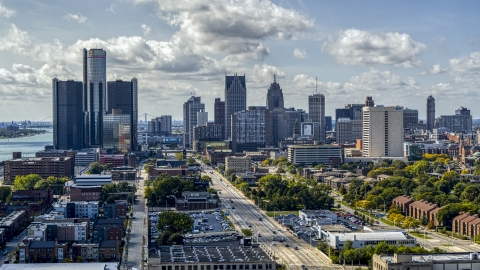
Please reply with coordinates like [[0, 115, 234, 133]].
[[301, 122, 314, 136]]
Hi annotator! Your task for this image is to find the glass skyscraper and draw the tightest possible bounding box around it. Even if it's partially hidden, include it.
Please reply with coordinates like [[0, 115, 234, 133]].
[[224, 74, 246, 140], [84, 48, 107, 147], [103, 113, 131, 153]]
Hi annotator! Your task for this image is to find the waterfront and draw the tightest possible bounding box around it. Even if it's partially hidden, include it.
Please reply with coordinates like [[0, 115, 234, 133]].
[[0, 130, 52, 162]]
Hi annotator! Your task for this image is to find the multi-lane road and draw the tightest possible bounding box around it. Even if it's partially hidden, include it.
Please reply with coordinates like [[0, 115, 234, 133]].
[[205, 167, 341, 270]]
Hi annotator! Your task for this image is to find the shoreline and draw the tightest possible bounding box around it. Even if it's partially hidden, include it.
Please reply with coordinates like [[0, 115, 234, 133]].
[[0, 130, 47, 140]]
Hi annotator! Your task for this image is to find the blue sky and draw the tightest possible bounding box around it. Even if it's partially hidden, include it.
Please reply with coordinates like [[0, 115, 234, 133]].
[[0, 0, 480, 121]]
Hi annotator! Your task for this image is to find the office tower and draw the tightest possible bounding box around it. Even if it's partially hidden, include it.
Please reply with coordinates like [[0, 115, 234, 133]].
[[197, 110, 208, 127], [308, 93, 326, 142], [266, 75, 284, 110], [335, 108, 350, 121], [103, 111, 131, 153], [183, 96, 205, 147], [325, 116, 332, 131], [84, 48, 107, 147], [362, 106, 404, 157], [439, 107, 472, 132], [225, 74, 246, 140], [403, 108, 419, 129], [365, 96, 375, 107], [231, 106, 270, 153], [52, 79, 84, 150], [214, 98, 225, 139], [148, 115, 172, 136], [336, 118, 352, 144], [427, 95, 435, 131], [106, 79, 138, 151], [82, 49, 88, 112]]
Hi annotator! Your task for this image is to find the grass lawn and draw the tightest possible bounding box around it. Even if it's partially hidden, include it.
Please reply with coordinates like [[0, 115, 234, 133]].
[[266, 210, 299, 217], [441, 244, 452, 247], [380, 218, 395, 226], [409, 231, 433, 239]]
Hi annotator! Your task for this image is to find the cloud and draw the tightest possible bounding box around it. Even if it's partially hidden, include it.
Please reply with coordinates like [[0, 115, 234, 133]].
[[132, 0, 314, 60], [106, 4, 116, 13], [0, 24, 32, 54], [63, 13, 88, 24], [293, 48, 306, 59], [449, 51, 480, 76], [141, 24, 151, 36], [418, 64, 447, 75], [323, 28, 426, 67], [0, 2, 15, 18]]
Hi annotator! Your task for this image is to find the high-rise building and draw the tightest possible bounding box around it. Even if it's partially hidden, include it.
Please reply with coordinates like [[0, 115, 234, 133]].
[[308, 93, 326, 142], [335, 103, 363, 140], [103, 112, 131, 153], [84, 48, 107, 147], [53, 79, 84, 150], [266, 75, 284, 110], [106, 79, 138, 151], [439, 107, 472, 132], [183, 96, 205, 147], [148, 115, 172, 136], [336, 118, 353, 144], [325, 116, 332, 131], [214, 98, 225, 140], [427, 95, 435, 131], [197, 110, 208, 127], [231, 106, 270, 153], [362, 106, 404, 157], [403, 108, 419, 129], [225, 74, 246, 140], [365, 96, 375, 107]]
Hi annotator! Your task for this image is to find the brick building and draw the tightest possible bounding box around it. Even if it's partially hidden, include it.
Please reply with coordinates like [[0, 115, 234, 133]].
[[392, 195, 414, 215], [409, 200, 439, 223], [147, 165, 196, 178], [99, 154, 125, 167], [102, 202, 128, 218], [19, 239, 67, 263], [0, 210, 28, 238], [452, 213, 480, 238], [93, 219, 124, 243], [3, 156, 74, 185], [175, 192, 218, 211], [67, 185, 102, 201], [71, 240, 120, 262]]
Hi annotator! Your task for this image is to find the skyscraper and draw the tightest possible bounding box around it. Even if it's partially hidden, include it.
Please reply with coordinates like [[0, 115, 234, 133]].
[[308, 93, 326, 142], [362, 106, 404, 157], [214, 98, 225, 139], [84, 48, 107, 147], [197, 110, 208, 127], [225, 74, 246, 140], [266, 75, 284, 110], [52, 79, 84, 150], [427, 95, 435, 131], [106, 79, 138, 151], [183, 96, 205, 147], [403, 108, 419, 129], [365, 96, 375, 107]]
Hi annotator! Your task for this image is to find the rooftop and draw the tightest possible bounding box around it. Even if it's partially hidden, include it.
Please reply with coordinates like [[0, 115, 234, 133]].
[[155, 245, 271, 263], [380, 253, 480, 263], [332, 231, 410, 241], [0, 263, 118, 270]]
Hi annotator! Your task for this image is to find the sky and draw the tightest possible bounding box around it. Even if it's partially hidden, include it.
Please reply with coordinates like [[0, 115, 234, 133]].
[[1, 0, 480, 121]]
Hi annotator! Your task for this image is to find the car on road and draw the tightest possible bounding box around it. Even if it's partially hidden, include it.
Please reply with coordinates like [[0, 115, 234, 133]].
[[272, 230, 276, 234], [294, 246, 299, 250], [259, 218, 263, 221], [257, 233, 261, 237], [284, 244, 289, 247], [2, 250, 7, 256]]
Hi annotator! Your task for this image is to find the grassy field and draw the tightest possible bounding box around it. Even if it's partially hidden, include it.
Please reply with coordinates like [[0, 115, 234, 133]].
[[266, 210, 299, 217], [409, 231, 433, 239]]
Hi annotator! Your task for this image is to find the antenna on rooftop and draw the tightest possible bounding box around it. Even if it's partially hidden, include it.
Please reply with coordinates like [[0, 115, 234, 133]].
[[316, 76, 318, 94]]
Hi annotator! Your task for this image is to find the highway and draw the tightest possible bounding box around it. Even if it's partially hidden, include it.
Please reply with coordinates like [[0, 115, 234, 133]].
[[205, 167, 341, 270]]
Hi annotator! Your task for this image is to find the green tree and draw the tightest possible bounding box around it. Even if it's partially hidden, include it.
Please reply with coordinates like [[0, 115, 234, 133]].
[[0, 186, 12, 202], [175, 152, 184, 161], [33, 179, 49, 190], [461, 185, 480, 202], [187, 157, 196, 165], [157, 212, 193, 233], [167, 233, 184, 245], [241, 229, 253, 237], [13, 174, 42, 190], [103, 163, 113, 171], [225, 168, 236, 177], [88, 162, 103, 174]]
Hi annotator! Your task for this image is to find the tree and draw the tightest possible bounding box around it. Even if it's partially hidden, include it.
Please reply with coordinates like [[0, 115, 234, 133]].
[[76, 256, 84, 262], [167, 233, 184, 245], [157, 212, 193, 233], [33, 179, 49, 190], [241, 229, 253, 237], [0, 186, 11, 202], [225, 168, 236, 177], [201, 175, 212, 182], [88, 162, 103, 174], [103, 163, 113, 171], [175, 152, 184, 161], [13, 174, 42, 190], [187, 157, 196, 165]]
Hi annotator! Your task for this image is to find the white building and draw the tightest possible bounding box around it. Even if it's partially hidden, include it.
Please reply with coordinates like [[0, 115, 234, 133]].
[[196, 110, 208, 127], [326, 231, 416, 250], [53, 201, 99, 219], [75, 149, 99, 166], [373, 253, 480, 270], [287, 145, 342, 166], [299, 210, 337, 226], [225, 156, 251, 173], [74, 175, 111, 186], [362, 106, 404, 157]]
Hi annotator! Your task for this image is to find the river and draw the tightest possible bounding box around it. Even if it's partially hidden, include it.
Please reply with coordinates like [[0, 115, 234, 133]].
[[0, 130, 53, 162]]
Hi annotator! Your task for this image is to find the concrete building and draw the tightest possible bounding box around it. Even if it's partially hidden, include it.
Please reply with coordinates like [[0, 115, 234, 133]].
[[362, 106, 404, 157], [148, 115, 172, 136], [175, 192, 218, 211], [192, 123, 224, 152], [148, 245, 275, 270], [427, 96, 436, 131], [225, 156, 251, 173], [67, 185, 102, 201], [53, 201, 99, 219], [84, 48, 107, 148], [373, 253, 480, 270], [74, 149, 99, 166], [439, 107, 473, 132], [287, 145, 342, 166], [336, 118, 353, 144], [102, 112, 132, 153], [183, 96, 205, 147], [266, 75, 284, 111], [3, 156, 74, 185], [214, 98, 225, 139], [403, 108, 419, 129], [73, 175, 111, 186], [52, 79, 84, 151], [308, 93, 326, 142], [225, 74, 247, 140], [197, 110, 208, 127], [326, 231, 416, 250], [231, 106, 270, 153], [299, 210, 337, 226]]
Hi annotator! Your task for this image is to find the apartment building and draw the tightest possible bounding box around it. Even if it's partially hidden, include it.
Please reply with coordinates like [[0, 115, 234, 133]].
[[225, 156, 251, 173], [71, 240, 119, 262]]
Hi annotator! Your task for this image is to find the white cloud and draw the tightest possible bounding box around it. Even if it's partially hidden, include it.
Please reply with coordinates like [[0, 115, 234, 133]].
[[293, 48, 307, 59], [0, 24, 32, 54], [106, 4, 116, 13], [141, 24, 151, 36], [63, 13, 88, 24], [0, 2, 15, 18], [418, 64, 447, 75], [323, 28, 426, 67], [449, 51, 480, 76]]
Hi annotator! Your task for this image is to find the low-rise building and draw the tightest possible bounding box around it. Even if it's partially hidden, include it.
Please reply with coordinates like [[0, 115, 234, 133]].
[[26, 221, 89, 243], [175, 192, 218, 211], [287, 145, 342, 166], [299, 210, 337, 225], [74, 175, 112, 186], [0, 189, 54, 218], [0, 210, 27, 238], [111, 166, 136, 181], [71, 240, 119, 262], [0, 263, 118, 270], [225, 156, 251, 174], [93, 219, 123, 243], [102, 202, 128, 218], [99, 154, 125, 167], [67, 185, 102, 201], [19, 239, 67, 263], [373, 253, 480, 270], [148, 245, 275, 270], [325, 231, 416, 250], [3, 156, 74, 185], [53, 201, 99, 220]]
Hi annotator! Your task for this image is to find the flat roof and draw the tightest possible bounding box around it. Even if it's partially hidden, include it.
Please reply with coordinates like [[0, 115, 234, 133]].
[[380, 253, 478, 263], [155, 245, 271, 263], [0, 263, 118, 270], [332, 231, 409, 241]]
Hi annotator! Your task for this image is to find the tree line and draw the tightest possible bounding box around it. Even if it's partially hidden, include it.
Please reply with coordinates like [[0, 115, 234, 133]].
[[144, 174, 209, 206]]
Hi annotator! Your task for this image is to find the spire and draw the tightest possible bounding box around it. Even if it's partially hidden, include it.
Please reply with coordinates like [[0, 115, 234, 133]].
[[274, 74, 276, 83], [315, 76, 318, 94]]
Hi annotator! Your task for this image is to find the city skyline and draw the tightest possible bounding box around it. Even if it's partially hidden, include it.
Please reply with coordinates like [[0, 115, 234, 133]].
[[1, 1, 480, 120]]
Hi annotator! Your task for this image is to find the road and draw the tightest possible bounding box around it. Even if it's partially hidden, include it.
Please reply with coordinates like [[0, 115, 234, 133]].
[[205, 167, 342, 270]]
